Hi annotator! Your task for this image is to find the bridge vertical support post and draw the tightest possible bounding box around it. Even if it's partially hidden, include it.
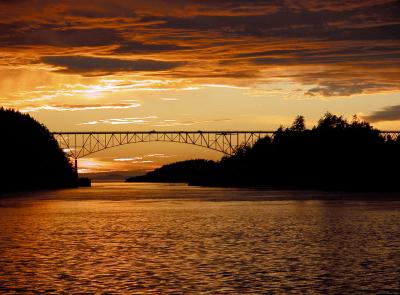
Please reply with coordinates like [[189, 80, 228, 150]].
[[74, 157, 78, 180]]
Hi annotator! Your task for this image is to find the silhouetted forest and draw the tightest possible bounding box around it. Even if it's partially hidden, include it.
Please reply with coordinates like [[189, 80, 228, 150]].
[[0, 108, 77, 192], [127, 113, 400, 191]]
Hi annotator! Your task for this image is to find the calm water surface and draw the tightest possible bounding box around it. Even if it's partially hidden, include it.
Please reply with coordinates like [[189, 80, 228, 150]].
[[0, 183, 399, 294]]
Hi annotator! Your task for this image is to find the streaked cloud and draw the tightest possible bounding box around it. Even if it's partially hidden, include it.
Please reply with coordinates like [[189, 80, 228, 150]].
[[113, 153, 173, 163], [145, 153, 173, 158], [6, 79, 198, 107], [132, 160, 153, 164], [77, 157, 158, 173], [364, 105, 400, 123], [151, 118, 232, 127], [4, 28, 123, 47], [41, 56, 186, 75], [20, 102, 141, 112], [77, 116, 231, 126], [78, 116, 157, 125], [113, 157, 150, 162], [115, 41, 190, 54], [78, 153, 175, 173], [0, 0, 398, 96], [160, 98, 180, 101], [201, 84, 250, 89], [304, 81, 393, 97]]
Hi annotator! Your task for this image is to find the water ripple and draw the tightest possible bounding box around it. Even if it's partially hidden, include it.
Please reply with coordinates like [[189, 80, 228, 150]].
[[0, 183, 399, 294]]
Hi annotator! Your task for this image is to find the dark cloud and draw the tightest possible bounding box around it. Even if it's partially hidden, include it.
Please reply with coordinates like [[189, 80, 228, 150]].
[[41, 56, 185, 75], [237, 45, 400, 60], [284, 0, 395, 12], [1, 28, 122, 47], [364, 105, 400, 122], [235, 49, 306, 58], [114, 41, 189, 54], [251, 51, 400, 65], [146, 3, 399, 41], [304, 82, 387, 97], [0, 0, 30, 3]]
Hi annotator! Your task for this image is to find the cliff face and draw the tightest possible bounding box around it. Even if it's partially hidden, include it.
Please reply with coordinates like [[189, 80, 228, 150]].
[[0, 108, 76, 192]]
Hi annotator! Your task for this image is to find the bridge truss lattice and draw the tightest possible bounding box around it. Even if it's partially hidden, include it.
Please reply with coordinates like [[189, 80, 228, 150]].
[[52, 131, 275, 159]]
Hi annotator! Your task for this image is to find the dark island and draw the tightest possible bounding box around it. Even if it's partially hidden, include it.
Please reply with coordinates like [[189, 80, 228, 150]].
[[127, 113, 400, 191], [128, 159, 218, 184], [0, 108, 80, 193]]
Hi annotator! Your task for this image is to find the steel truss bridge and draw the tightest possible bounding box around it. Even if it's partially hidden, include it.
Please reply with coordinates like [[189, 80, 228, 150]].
[[53, 131, 274, 158], [52, 130, 400, 171]]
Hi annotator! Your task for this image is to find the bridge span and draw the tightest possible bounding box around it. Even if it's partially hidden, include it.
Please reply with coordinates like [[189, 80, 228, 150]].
[[52, 131, 274, 159], [52, 130, 400, 173]]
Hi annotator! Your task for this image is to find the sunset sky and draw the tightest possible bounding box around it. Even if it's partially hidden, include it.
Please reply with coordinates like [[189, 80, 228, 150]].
[[1, 0, 399, 173]]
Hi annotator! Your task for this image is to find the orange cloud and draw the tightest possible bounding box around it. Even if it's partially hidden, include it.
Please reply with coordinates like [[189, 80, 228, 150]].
[[77, 154, 175, 173], [0, 0, 399, 98]]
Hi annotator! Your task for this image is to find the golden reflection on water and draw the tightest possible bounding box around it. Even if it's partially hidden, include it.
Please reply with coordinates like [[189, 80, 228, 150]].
[[0, 183, 399, 294]]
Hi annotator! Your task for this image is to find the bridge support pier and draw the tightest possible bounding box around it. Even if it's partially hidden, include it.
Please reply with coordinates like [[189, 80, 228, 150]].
[[74, 158, 78, 179]]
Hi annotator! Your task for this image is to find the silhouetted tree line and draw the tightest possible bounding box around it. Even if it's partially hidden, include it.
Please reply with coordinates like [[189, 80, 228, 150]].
[[0, 108, 77, 192], [128, 113, 400, 191], [127, 159, 217, 183]]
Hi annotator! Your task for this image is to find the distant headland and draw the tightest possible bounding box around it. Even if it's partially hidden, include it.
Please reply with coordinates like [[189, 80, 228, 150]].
[[127, 113, 400, 191], [0, 108, 87, 193]]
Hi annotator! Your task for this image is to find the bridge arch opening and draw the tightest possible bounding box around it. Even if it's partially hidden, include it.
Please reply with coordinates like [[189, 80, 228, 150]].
[[52, 131, 274, 174]]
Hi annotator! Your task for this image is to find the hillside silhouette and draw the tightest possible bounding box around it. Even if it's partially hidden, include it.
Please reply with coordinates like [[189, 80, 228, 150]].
[[127, 113, 400, 191], [126, 159, 217, 183], [0, 108, 77, 192]]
